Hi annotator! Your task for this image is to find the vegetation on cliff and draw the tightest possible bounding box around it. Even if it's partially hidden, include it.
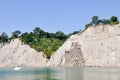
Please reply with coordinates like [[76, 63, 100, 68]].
[[0, 27, 71, 58], [0, 16, 119, 58], [0, 32, 9, 43], [0, 27, 82, 58], [85, 16, 119, 30], [20, 27, 69, 58]]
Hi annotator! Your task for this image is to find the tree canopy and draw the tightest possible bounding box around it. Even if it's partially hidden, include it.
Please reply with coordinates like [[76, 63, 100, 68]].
[[0, 32, 8, 43], [20, 27, 68, 58], [11, 30, 21, 39], [92, 16, 99, 25], [110, 16, 119, 25]]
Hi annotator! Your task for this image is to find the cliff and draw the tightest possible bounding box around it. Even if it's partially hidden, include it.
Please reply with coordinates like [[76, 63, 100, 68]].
[[47, 24, 120, 67], [0, 39, 47, 67], [1, 24, 120, 67]]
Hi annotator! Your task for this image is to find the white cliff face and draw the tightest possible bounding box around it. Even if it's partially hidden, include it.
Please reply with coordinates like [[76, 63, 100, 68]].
[[0, 39, 47, 67], [1, 24, 120, 67], [47, 24, 120, 67]]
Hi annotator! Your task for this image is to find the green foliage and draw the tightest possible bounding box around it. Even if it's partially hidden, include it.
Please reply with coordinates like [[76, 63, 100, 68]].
[[0, 32, 8, 43], [111, 21, 119, 25], [110, 16, 119, 25], [85, 16, 119, 29], [55, 31, 67, 40], [71, 31, 80, 35], [68, 30, 82, 36], [102, 19, 111, 24], [21, 32, 34, 44], [31, 38, 64, 58], [12, 30, 21, 39], [111, 16, 118, 22], [85, 23, 92, 30], [92, 16, 99, 25], [33, 27, 45, 37], [20, 27, 68, 58]]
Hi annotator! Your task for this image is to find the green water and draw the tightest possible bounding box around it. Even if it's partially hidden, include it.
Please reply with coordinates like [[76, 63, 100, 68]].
[[0, 67, 120, 80]]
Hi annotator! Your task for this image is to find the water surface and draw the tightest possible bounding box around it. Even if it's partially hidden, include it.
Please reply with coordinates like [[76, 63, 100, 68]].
[[0, 67, 120, 80]]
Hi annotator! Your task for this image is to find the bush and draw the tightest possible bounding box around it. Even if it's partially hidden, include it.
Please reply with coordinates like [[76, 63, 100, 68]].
[[111, 16, 118, 22], [110, 16, 119, 25], [102, 19, 111, 25]]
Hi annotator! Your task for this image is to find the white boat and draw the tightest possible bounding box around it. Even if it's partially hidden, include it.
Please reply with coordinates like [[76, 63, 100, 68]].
[[14, 66, 21, 70]]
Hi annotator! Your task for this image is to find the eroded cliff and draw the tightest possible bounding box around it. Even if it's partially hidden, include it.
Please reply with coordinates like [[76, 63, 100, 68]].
[[47, 24, 120, 67], [0, 39, 47, 67], [1, 24, 120, 67]]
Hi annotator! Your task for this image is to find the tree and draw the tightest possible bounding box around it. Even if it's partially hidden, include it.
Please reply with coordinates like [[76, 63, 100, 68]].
[[20, 27, 68, 58], [92, 16, 99, 25], [110, 16, 119, 25], [0, 32, 8, 43], [33, 27, 41, 35], [33, 27, 46, 39], [33, 27, 45, 36], [1, 32, 8, 38], [111, 16, 118, 22], [55, 31, 66, 40], [20, 32, 34, 44], [12, 30, 21, 38]]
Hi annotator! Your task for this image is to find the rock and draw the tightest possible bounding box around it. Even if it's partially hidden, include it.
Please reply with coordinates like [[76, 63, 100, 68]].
[[0, 39, 47, 67], [47, 24, 120, 67], [65, 43, 85, 66]]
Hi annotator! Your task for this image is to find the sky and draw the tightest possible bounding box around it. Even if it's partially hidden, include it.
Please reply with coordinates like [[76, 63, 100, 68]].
[[0, 0, 120, 36]]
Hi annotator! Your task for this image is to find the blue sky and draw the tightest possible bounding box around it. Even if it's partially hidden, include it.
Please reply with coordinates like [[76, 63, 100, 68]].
[[0, 0, 120, 36]]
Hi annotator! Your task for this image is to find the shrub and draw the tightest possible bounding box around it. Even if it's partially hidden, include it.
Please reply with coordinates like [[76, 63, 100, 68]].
[[110, 16, 119, 25]]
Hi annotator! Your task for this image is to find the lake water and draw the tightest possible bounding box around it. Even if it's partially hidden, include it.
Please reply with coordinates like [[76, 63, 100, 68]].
[[0, 67, 120, 80]]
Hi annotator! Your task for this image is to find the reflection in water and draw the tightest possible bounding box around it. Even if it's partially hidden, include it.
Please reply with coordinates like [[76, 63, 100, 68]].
[[42, 68, 60, 80], [65, 67, 120, 80], [0, 67, 120, 80], [83, 67, 120, 80], [23, 67, 64, 80], [65, 67, 83, 80], [0, 67, 64, 80]]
